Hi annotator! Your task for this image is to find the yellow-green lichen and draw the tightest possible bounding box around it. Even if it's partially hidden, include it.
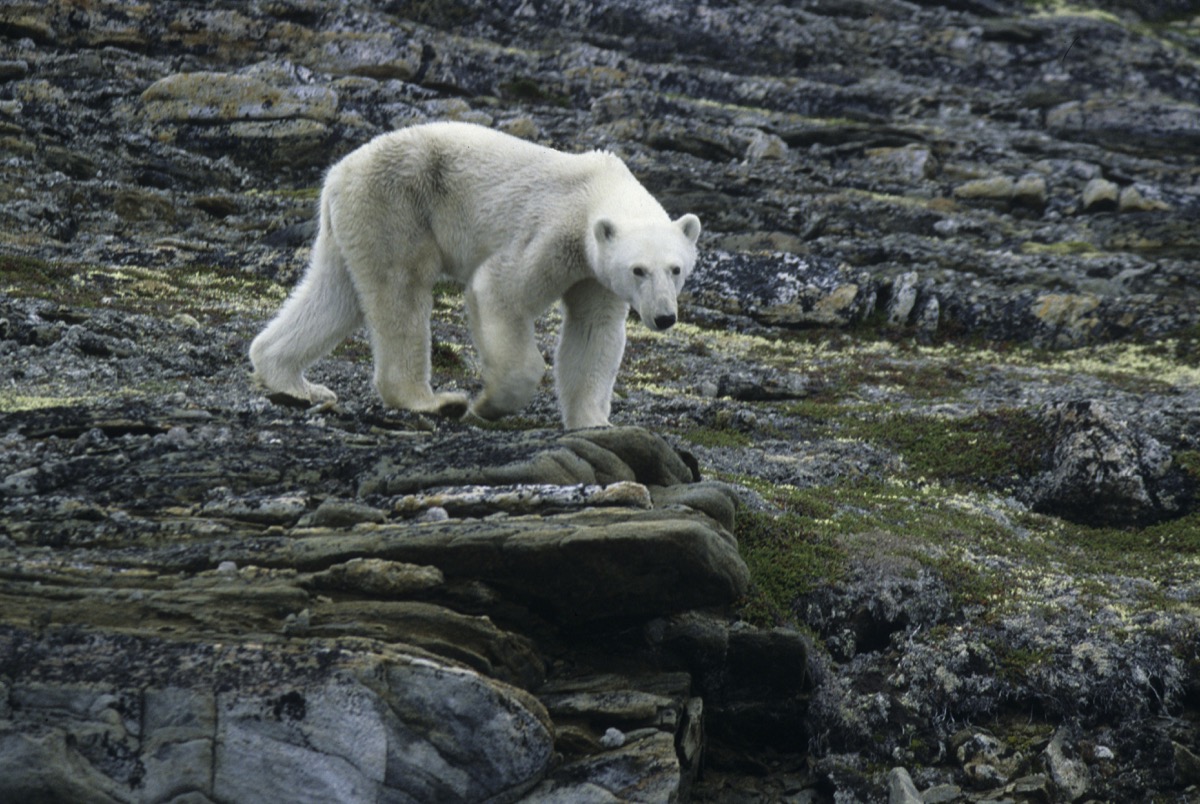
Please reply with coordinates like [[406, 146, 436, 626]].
[[2, 256, 287, 321]]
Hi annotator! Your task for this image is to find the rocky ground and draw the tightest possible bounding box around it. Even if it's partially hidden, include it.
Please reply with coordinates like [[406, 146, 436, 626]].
[[3, 0, 1200, 801]]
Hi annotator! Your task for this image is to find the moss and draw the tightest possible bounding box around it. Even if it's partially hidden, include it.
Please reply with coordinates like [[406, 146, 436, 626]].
[[1021, 240, 1100, 256], [385, 0, 479, 28], [431, 340, 468, 373], [0, 394, 87, 413], [1, 257, 286, 321], [994, 643, 1053, 685], [498, 78, 571, 108], [1025, 1, 1124, 25], [846, 408, 1047, 490], [680, 426, 755, 449], [735, 509, 847, 627]]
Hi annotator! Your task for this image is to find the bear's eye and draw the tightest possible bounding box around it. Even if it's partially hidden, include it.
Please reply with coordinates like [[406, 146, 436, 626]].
[[670, 265, 682, 276], [632, 266, 647, 278]]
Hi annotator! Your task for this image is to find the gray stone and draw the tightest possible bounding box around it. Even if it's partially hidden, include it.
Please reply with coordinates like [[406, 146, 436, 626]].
[[304, 557, 444, 595], [3, 1, 1200, 801], [141, 72, 340, 124], [714, 368, 811, 402], [361, 426, 692, 495], [886, 271, 920, 326], [392, 481, 653, 518], [1024, 399, 1194, 526], [1081, 177, 1119, 213], [1044, 728, 1089, 802], [1174, 740, 1200, 786], [0, 632, 554, 804], [954, 175, 1015, 202], [524, 731, 681, 803], [1046, 98, 1200, 158], [920, 783, 962, 803], [260, 507, 749, 623], [300, 497, 388, 527], [684, 251, 877, 328], [887, 767, 922, 804]]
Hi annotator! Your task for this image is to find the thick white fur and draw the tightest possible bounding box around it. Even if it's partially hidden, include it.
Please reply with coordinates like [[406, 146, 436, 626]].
[[249, 121, 701, 428]]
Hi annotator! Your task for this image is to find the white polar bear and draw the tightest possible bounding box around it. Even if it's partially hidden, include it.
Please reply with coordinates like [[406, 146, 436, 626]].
[[249, 121, 701, 429]]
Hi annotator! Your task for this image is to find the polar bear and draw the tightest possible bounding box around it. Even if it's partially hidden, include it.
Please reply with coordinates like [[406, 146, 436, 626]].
[[249, 121, 701, 429]]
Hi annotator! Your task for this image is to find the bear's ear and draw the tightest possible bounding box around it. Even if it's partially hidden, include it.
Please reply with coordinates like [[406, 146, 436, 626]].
[[593, 218, 617, 245], [676, 214, 701, 244]]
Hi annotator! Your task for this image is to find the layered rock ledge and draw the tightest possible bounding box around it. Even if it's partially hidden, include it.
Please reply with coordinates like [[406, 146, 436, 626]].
[[1, 414, 794, 802]]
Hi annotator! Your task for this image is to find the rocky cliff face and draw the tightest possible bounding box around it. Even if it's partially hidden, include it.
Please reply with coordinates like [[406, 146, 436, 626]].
[[2, 1, 1200, 802]]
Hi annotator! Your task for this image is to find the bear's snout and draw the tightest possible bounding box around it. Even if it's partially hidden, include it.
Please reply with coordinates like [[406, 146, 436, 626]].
[[653, 313, 676, 330]]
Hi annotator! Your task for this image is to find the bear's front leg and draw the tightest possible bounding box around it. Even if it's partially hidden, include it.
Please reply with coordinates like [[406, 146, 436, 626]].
[[555, 280, 629, 429], [466, 284, 547, 420]]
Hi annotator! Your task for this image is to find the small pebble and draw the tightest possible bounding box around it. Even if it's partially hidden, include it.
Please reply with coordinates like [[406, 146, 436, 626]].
[[600, 727, 626, 748]]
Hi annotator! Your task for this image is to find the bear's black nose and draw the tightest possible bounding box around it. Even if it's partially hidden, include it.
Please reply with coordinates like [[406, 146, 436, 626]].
[[654, 313, 676, 330]]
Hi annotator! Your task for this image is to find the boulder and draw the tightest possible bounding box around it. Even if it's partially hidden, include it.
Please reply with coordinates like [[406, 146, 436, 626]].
[[0, 628, 554, 804], [1023, 400, 1195, 526], [683, 251, 877, 328]]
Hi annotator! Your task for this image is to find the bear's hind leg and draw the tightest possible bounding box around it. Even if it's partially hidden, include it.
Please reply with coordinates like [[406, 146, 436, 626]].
[[465, 281, 546, 421], [249, 230, 362, 405], [555, 280, 629, 429]]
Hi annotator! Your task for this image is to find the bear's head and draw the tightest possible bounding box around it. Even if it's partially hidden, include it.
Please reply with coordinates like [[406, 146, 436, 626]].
[[590, 214, 701, 331]]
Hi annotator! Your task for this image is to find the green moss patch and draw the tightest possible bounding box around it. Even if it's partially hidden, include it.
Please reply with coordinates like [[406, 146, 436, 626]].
[[736, 509, 847, 627], [849, 408, 1047, 489], [681, 426, 755, 449], [1, 256, 286, 321]]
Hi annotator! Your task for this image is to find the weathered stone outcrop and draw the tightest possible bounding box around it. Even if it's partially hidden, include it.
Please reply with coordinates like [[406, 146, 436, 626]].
[[1024, 399, 1196, 526], [0, 630, 554, 803], [0, 403, 765, 801]]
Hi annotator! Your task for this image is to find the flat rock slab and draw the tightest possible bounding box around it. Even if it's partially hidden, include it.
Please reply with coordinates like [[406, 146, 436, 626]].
[[0, 627, 554, 804]]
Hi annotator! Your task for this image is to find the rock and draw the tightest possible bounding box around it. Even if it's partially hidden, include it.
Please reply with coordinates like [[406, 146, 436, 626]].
[[224, 507, 750, 624], [0, 629, 554, 804], [684, 251, 876, 328], [744, 129, 789, 161], [1024, 400, 1195, 526], [141, 72, 340, 124], [865, 145, 938, 181], [1013, 173, 1048, 211], [304, 557, 443, 595], [392, 481, 653, 518], [920, 783, 962, 803], [714, 369, 811, 401], [954, 175, 1015, 204], [524, 731, 682, 803], [1028, 293, 1102, 345], [954, 730, 1021, 789], [362, 426, 697, 495], [1046, 98, 1200, 158], [600, 726, 627, 748], [1174, 740, 1200, 786], [1081, 177, 1119, 213], [200, 493, 309, 526], [1118, 184, 1171, 213], [650, 613, 813, 753], [3, 0, 1200, 801], [887, 767, 922, 804], [299, 497, 388, 527], [1044, 727, 1090, 802], [886, 271, 919, 326]]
